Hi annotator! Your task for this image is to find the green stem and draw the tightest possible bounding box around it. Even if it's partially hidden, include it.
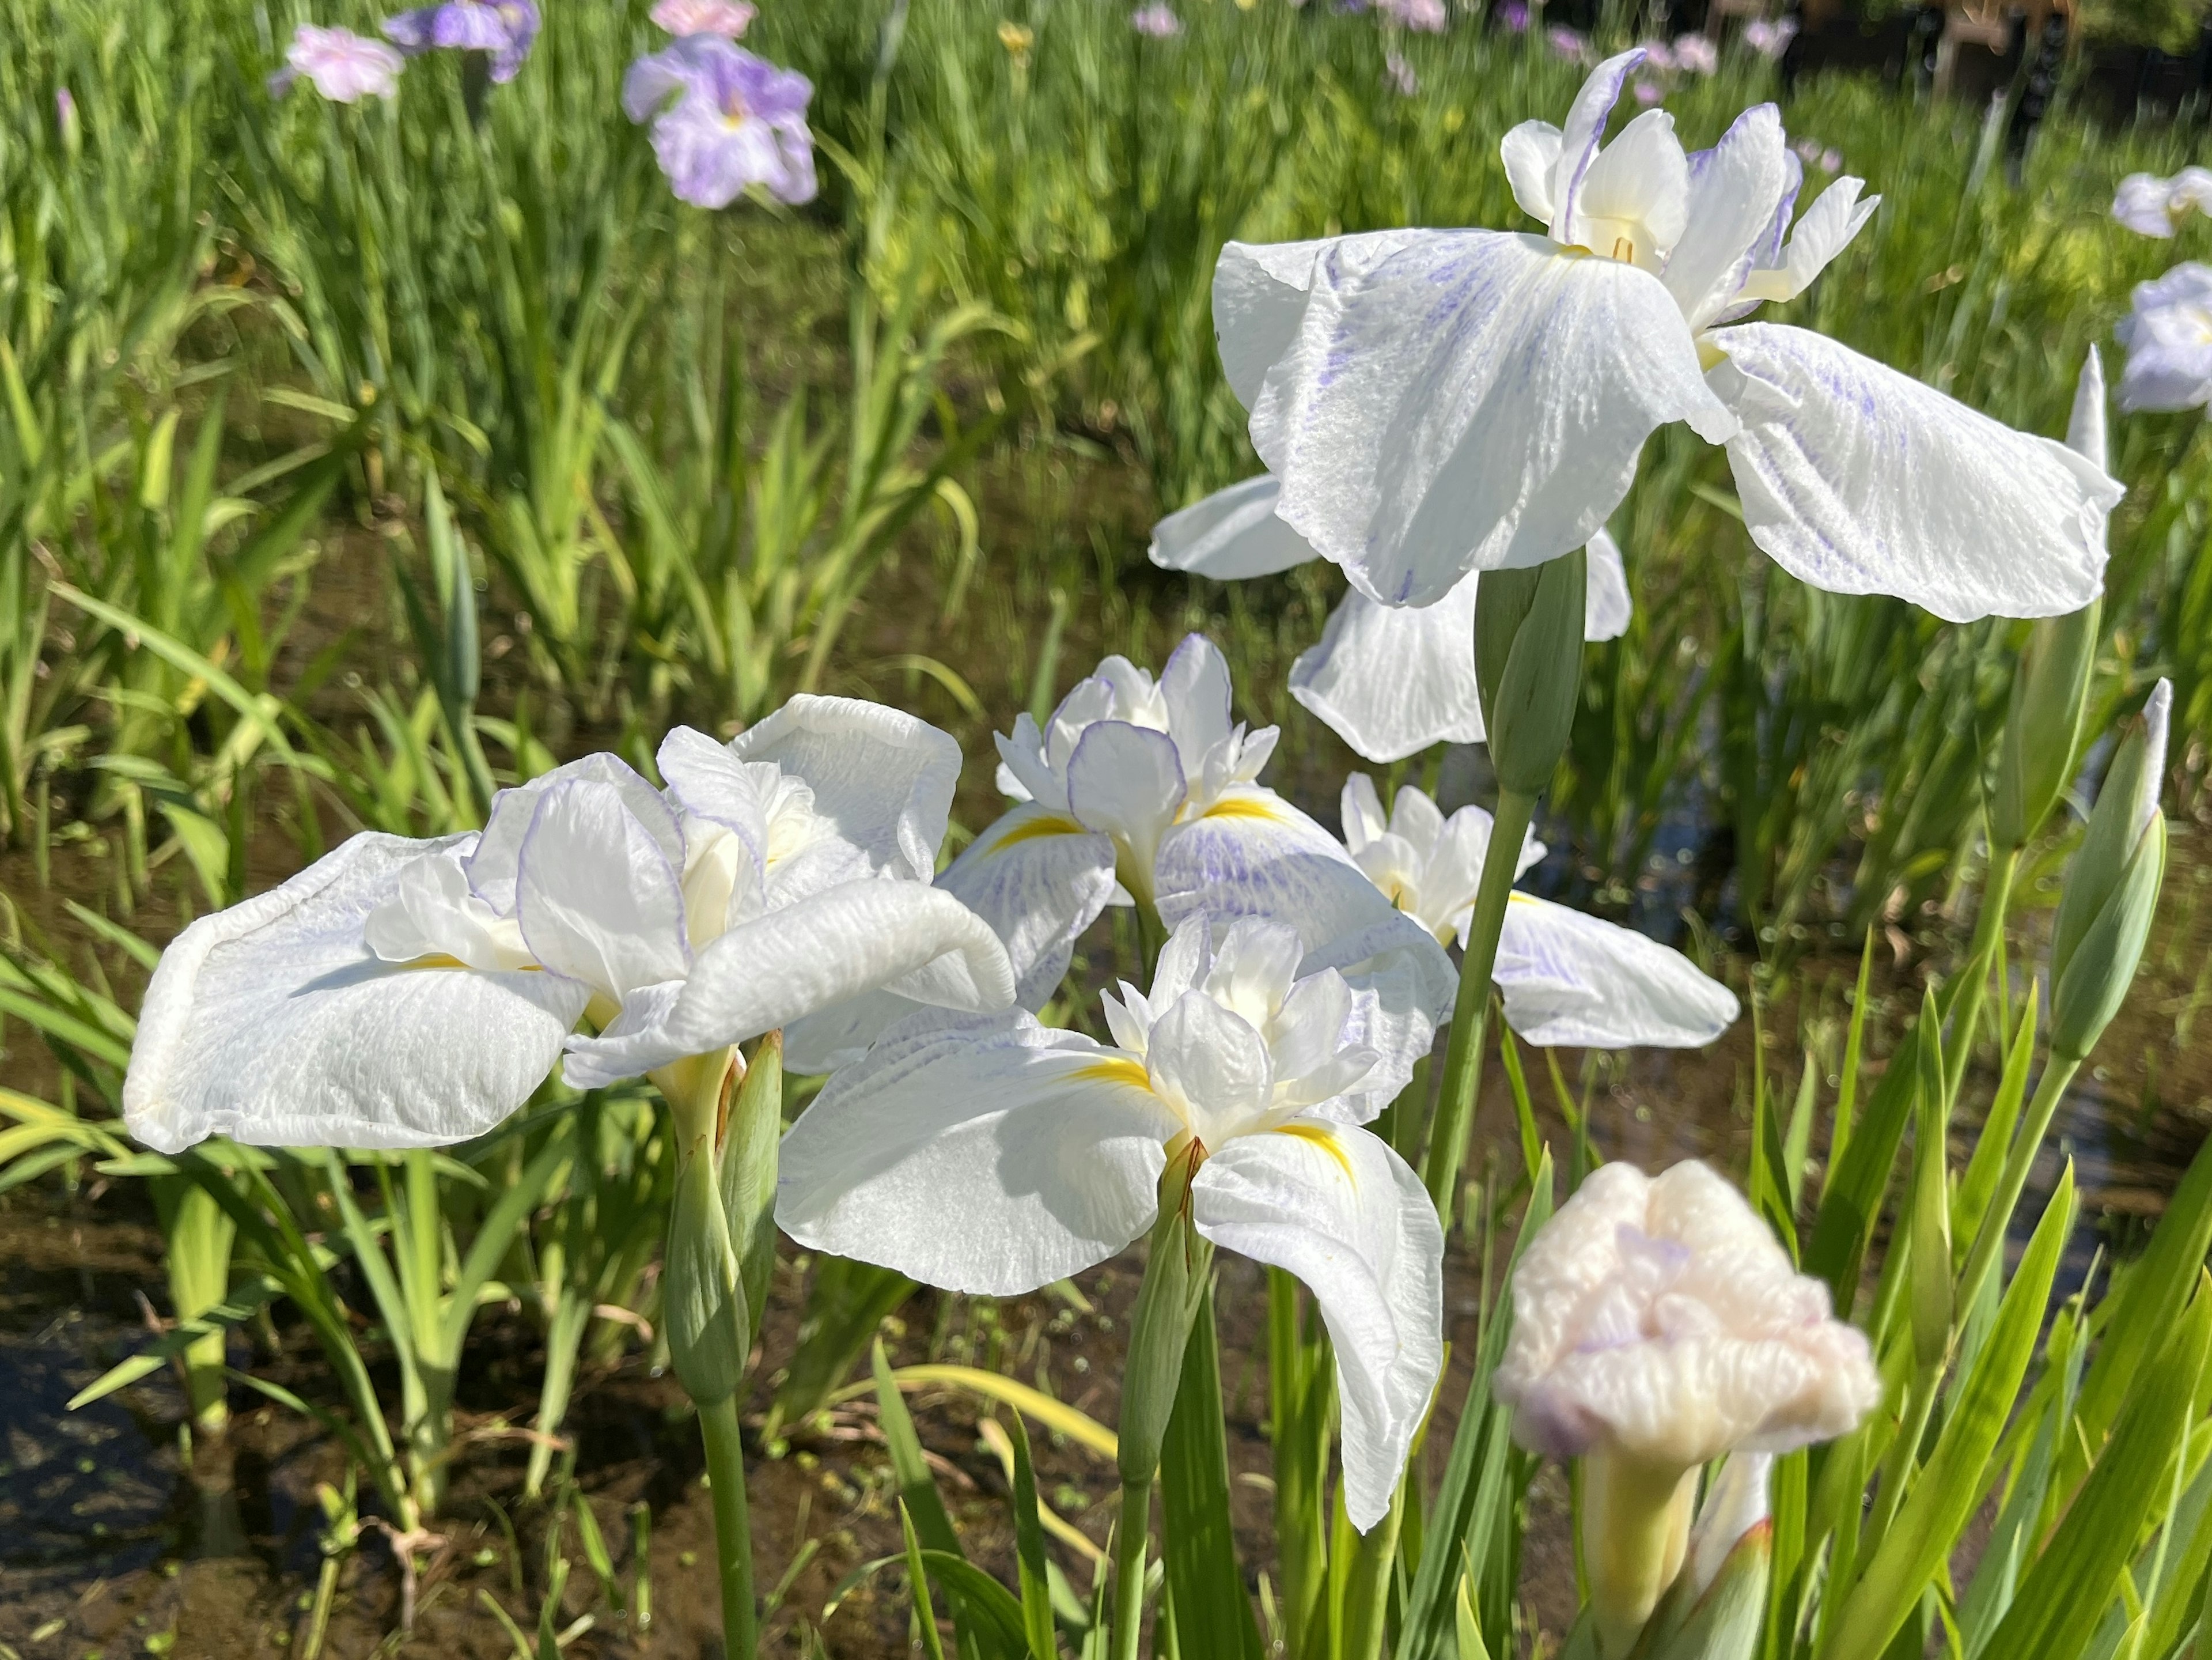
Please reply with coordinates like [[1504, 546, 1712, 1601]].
[[1955, 1055, 2081, 1317], [698, 1391, 758, 1660], [1943, 843, 2020, 1105], [1860, 1363, 1938, 1570], [1342, 1475, 1408, 1660], [1423, 786, 1538, 1217], [1112, 1475, 1153, 1660]]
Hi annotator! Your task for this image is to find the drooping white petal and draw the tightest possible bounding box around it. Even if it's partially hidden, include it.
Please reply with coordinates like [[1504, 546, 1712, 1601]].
[[1065, 721, 1187, 886], [1585, 527, 1633, 640], [776, 1012, 1180, 1295], [471, 755, 683, 913], [1662, 103, 1791, 330], [1213, 232, 1419, 407], [516, 779, 692, 1001], [1293, 578, 1484, 761], [124, 833, 588, 1154], [1708, 323, 2122, 622], [1150, 474, 1317, 578], [1500, 120, 1563, 224], [2113, 171, 2181, 237], [1493, 892, 1740, 1048], [1192, 1121, 1444, 1532], [1252, 229, 1735, 608], [728, 694, 961, 883], [561, 879, 1016, 1087], [780, 805, 1117, 1073]]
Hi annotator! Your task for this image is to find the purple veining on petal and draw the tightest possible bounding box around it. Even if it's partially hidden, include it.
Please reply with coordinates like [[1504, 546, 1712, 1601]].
[[1555, 51, 1644, 241]]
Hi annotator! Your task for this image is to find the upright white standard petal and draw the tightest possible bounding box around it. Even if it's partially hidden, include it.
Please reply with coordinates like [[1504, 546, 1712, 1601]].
[[725, 693, 961, 884], [776, 914, 1445, 1532], [1707, 324, 2122, 622], [124, 833, 589, 1153], [1192, 1120, 1442, 1529], [1251, 228, 1732, 605], [1214, 54, 2119, 627]]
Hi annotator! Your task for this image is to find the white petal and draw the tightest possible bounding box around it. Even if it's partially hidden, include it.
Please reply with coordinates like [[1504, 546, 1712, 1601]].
[[728, 694, 961, 883], [1252, 229, 1734, 608], [2112, 172, 2178, 238], [1493, 893, 1739, 1049], [1159, 634, 1238, 778], [1662, 103, 1791, 330], [1548, 50, 1645, 242], [1500, 120, 1562, 223], [1738, 177, 1878, 305], [1213, 232, 1418, 409], [1709, 323, 2122, 622], [2067, 345, 2108, 471], [1065, 721, 1187, 882], [1585, 527, 1633, 641], [1292, 580, 1485, 762], [1146, 990, 1273, 1144], [516, 778, 692, 1001], [1192, 1122, 1444, 1532], [1340, 773, 1389, 854], [1150, 474, 1317, 578], [563, 879, 1017, 1086], [776, 1012, 1180, 1295], [123, 834, 586, 1154], [471, 755, 682, 913], [1568, 109, 1690, 271]]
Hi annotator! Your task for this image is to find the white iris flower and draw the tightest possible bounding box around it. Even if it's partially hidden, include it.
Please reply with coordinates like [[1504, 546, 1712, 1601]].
[[123, 697, 1016, 1152], [1213, 51, 2122, 625], [789, 633, 1459, 1073], [1340, 776, 1738, 1048], [1152, 478, 1631, 762], [776, 912, 1445, 1531]]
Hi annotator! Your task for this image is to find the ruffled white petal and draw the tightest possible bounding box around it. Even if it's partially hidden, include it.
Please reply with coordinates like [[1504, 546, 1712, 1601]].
[[471, 754, 682, 913], [727, 693, 961, 883], [1661, 103, 1791, 330], [1291, 580, 1485, 761], [1548, 50, 1644, 243], [560, 879, 1016, 1087], [1143, 990, 1272, 1144], [1149, 474, 1317, 578], [1065, 721, 1187, 884], [1568, 108, 1690, 273], [779, 805, 1116, 1073], [776, 1012, 1180, 1295], [1493, 892, 1740, 1048], [1251, 229, 1734, 607], [1709, 323, 2122, 622], [515, 779, 691, 1001], [1214, 232, 1419, 408], [123, 833, 587, 1154], [1736, 177, 1879, 306], [1191, 1122, 1444, 1531]]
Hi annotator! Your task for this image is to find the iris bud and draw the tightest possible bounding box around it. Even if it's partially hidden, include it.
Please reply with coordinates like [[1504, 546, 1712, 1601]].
[[1475, 546, 1588, 796], [2049, 682, 2170, 1062]]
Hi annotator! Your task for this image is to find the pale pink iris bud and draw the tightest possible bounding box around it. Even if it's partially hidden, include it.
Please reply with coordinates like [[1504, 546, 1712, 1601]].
[[1494, 1160, 1878, 1653]]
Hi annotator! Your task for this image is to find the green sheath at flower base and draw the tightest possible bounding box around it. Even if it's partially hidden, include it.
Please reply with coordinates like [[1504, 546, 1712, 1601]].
[[1988, 600, 2099, 852], [1622, 1455, 1772, 1660], [665, 1122, 751, 1407], [1474, 546, 1588, 796], [2048, 681, 2171, 1061], [1118, 1154, 1213, 1488]]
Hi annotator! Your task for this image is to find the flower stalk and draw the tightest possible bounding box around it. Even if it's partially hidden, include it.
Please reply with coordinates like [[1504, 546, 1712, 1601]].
[[1584, 1449, 1700, 1654]]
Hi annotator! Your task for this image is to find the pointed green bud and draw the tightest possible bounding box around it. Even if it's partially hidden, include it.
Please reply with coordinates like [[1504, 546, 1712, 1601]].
[[666, 1140, 751, 1405], [1475, 546, 1588, 796], [720, 1034, 784, 1349], [2050, 682, 2170, 1061], [1908, 991, 1953, 1371], [1115, 1153, 1211, 1488]]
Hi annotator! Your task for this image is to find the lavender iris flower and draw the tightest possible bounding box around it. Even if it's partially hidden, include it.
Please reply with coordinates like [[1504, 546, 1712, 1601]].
[[650, 0, 757, 36], [1131, 4, 1184, 35], [382, 1, 540, 84], [270, 25, 406, 103], [2115, 264, 2212, 414], [1497, 1, 1529, 30], [623, 37, 817, 209]]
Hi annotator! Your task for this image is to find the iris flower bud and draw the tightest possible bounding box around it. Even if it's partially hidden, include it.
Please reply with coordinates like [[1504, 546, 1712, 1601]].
[[1474, 546, 1588, 796], [1494, 1162, 1878, 1654], [2048, 682, 2170, 1062]]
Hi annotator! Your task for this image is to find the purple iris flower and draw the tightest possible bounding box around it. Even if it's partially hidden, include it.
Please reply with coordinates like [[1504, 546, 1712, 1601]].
[[382, 1, 540, 84], [1497, 0, 1529, 29], [2115, 263, 2212, 414], [623, 37, 816, 209]]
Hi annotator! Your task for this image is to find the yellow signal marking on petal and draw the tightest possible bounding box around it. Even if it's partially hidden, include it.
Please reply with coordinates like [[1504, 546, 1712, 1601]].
[[1272, 1122, 1355, 1185], [1200, 794, 1282, 823], [990, 812, 1089, 851], [1071, 1056, 1153, 1092], [399, 952, 471, 971]]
